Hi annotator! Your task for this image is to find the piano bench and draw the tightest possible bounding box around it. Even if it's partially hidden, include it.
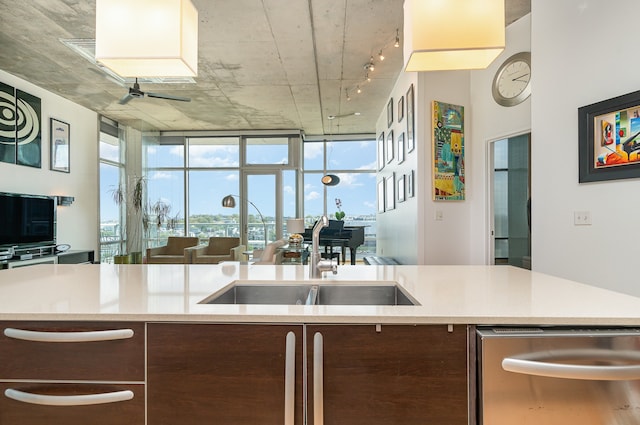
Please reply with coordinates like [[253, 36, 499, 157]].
[[363, 256, 400, 265], [321, 252, 340, 263]]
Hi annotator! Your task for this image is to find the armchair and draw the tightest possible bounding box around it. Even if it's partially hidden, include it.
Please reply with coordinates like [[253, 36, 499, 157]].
[[146, 237, 199, 264], [252, 239, 286, 265], [188, 237, 245, 264]]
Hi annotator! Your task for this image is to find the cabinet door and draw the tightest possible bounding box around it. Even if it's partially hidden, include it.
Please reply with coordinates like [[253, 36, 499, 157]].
[[306, 324, 469, 425], [147, 323, 304, 425]]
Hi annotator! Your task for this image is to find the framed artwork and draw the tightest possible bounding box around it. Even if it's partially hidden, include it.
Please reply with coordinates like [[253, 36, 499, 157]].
[[0, 83, 41, 168], [407, 170, 415, 198], [433, 100, 465, 201], [406, 84, 415, 153], [386, 130, 394, 163], [377, 132, 385, 171], [377, 179, 385, 213], [385, 173, 395, 211], [16, 89, 42, 168], [387, 97, 394, 128], [397, 96, 404, 122], [0, 82, 16, 164], [50, 118, 70, 173], [397, 132, 405, 164], [397, 173, 406, 203], [578, 89, 640, 182]]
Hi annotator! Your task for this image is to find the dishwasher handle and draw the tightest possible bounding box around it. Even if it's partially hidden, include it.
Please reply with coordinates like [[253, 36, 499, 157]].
[[502, 348, 640, 381]]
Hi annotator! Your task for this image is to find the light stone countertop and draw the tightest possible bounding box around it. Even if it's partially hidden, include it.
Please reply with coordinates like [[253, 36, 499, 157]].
[[0, 263, 639, 325]]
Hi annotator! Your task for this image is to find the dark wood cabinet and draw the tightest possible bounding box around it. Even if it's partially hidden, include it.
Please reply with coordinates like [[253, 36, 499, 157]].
[[306, 324, 469, 425], [147, 323, 469, 425], [147, 323, 304, 425], [0, 321, 145, 425]]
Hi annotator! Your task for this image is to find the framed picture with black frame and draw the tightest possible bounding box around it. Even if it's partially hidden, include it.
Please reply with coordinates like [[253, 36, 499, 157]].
[[387, 97, 394, 128], [50, 117, 70, 173], [377, 132, 385, 171], [578, 89, 640, 182], [406, 84, 415, 152]]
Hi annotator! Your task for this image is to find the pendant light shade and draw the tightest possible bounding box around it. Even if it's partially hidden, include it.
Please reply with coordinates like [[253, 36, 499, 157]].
[[321, 174, 340, 186], [403, 0, 505, 72], [95, 0, 198, 77]]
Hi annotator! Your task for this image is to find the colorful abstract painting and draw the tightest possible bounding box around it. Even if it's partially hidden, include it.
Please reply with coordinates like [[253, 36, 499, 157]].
[[432, 100, 464, 200]]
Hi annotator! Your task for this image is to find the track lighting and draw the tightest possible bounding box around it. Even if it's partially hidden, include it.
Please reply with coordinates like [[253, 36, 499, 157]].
[[356, 86, 362, 94], [378, 50, 385, 61], [366, 73, 371, 82], [394, 29, 400, 48]]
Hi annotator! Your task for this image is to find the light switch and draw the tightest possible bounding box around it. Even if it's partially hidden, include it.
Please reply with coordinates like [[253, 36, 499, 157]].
[[435, 210, 444, 221]]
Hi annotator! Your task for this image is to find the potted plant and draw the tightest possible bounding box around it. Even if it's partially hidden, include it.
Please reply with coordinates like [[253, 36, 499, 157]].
[[334, 198, 345, 221], [110, 176, 147, 264]]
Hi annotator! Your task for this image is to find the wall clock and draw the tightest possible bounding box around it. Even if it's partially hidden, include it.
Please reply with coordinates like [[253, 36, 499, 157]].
[[492, 52, 531, 107]]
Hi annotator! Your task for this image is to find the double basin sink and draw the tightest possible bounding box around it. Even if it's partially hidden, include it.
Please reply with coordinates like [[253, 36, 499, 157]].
[[200, 280, 419, 306]]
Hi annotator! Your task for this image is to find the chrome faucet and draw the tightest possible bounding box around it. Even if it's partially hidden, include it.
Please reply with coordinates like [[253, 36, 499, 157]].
[[310, 215, 337, 278]]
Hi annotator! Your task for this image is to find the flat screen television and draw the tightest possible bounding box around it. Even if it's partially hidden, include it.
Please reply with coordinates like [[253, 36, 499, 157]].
[[0, 192, 56, 250]]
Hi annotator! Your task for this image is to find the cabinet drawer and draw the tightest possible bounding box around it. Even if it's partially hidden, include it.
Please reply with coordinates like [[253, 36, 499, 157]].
[[0, 321, 144, 381], [0, 382, 144, 425]]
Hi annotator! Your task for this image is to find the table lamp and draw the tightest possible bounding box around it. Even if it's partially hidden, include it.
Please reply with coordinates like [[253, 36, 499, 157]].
[[286, 218, 305, 246]]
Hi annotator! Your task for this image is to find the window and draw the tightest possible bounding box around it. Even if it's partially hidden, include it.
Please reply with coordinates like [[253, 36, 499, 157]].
[[99, 119, 124, 263], [303, 139, 377, 261]]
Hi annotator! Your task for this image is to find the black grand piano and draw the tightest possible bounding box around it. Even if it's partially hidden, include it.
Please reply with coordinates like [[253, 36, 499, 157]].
[[301, 220, 365, 265]]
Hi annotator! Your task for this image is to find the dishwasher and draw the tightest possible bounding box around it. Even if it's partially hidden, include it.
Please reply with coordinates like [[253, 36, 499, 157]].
[[476, 327, 640, 424]]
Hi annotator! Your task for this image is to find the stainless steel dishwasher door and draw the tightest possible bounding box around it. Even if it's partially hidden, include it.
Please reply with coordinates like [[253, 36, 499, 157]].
[[477, 327, 640, 425]]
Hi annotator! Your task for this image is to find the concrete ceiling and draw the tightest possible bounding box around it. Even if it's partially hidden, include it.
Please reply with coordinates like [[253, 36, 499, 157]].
[[0, 0, 530, 136]]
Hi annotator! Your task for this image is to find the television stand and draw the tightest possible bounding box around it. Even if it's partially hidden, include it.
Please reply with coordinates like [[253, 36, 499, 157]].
[[0, 249, 95, 269]]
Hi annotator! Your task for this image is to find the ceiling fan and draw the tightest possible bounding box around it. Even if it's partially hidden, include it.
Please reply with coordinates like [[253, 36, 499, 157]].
[[119, 78, 191, 105], [327, 112, 361, 120]]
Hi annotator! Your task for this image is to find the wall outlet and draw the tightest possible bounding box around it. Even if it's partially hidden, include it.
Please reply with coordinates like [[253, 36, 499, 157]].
[[435, 210, 444, 221], [574, 211, 592, 225]]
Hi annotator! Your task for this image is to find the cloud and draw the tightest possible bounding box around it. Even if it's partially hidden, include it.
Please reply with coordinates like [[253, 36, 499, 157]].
[[305, 191, 320, 201], [303, 143, 323, 159]]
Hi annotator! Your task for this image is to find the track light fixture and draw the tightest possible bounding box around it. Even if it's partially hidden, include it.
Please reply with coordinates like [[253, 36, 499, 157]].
[[343, 29, 400, 102]]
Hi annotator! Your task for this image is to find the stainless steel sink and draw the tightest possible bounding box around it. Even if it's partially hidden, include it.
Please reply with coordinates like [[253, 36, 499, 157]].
[[199, 280, 419, 306]]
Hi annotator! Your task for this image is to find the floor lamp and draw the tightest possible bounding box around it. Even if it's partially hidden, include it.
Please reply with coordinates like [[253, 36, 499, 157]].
[[221, 194, 267, 249]]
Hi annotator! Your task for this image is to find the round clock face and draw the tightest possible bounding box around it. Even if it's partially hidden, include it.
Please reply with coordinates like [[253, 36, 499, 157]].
[[492, 52, 531, 107]]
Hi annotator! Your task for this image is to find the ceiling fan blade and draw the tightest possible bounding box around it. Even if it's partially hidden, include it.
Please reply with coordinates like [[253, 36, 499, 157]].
[[146, 92, 191, 102], [119, 92, 134, 105]]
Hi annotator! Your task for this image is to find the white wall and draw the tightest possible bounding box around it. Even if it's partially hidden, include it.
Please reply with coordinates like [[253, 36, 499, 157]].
[[531, 0, 640, 296], [0, 70, 99, 254], [378, 15, 532, 266]]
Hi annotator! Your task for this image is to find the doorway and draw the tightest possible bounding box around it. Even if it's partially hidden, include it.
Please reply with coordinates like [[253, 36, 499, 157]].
[[490, 133, 531, 269]]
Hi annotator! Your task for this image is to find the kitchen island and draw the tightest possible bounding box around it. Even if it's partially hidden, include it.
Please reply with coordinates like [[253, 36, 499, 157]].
[[0, 263, 639, 324], [1, 263, 639, 425]]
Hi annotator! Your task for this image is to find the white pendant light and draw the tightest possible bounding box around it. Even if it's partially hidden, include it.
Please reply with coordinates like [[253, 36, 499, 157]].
[[404, 0, 505, 72], [95, 0, 198, 77]]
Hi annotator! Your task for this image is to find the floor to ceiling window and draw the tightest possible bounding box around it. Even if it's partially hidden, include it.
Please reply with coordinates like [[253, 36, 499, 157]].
[[303, 138, 378, 261], [98, 118, 124, 263], [143, 133, 301, 252], [99, 129, 377, 263]]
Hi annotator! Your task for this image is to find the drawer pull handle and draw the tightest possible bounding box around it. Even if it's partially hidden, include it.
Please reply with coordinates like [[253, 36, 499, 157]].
[[3, 328, 134, 343], [284, 331, 296, 425], [313, 332, 324, 425], [4, 389, 134, 406]]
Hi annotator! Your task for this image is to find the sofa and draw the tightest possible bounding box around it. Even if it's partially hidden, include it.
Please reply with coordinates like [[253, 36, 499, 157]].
[[187, 237, 245, 264], [146, 236, 200, 264]]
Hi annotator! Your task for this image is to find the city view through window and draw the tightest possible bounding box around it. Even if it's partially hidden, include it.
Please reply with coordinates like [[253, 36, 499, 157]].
[[100, 133, 377, 263]]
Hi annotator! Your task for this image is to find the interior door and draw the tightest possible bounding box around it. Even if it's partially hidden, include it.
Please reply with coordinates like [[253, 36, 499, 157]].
[[490, 133, 531, 269]]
